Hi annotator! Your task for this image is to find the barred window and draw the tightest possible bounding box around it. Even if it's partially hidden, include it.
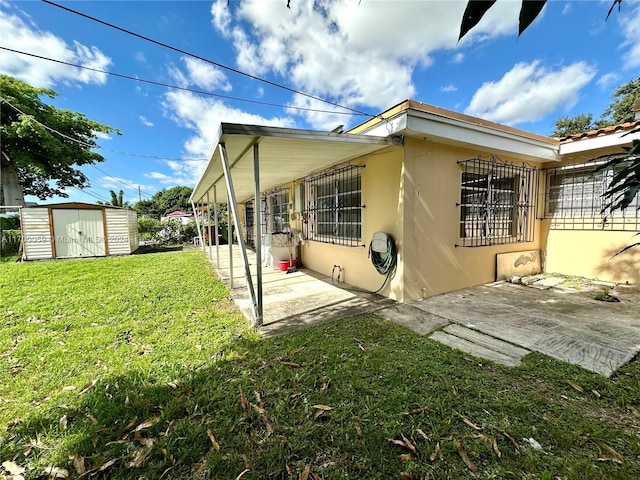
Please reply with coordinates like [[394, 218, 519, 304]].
[[545, 160, 640, 230], [303, 164, 363, 247], [458, 157, 537, 247], [266, 188, 290, 233]]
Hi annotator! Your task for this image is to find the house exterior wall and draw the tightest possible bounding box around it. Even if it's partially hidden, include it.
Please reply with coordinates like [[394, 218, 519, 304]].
[[297, 147, 405, 300], [21, 207, 53, 260], [540, 153, 640, 284], [401, 137, 544, 301]]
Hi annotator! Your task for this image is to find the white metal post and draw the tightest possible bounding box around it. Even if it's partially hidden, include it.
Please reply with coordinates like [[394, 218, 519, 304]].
[[219, 143, 260, 325], [191, 200, 206, 253], [213, 185, 220, 268], [253, 143, 263, 326], [206, 191, 212, 260]]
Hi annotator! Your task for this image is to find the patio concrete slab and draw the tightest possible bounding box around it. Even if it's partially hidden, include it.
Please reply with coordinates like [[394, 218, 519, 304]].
[[430, 330, 524, 367], [412, 281, 640, 377]]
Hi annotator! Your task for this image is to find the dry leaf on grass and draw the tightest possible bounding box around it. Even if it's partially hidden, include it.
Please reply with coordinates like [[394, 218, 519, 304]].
[[312, 405, 332, 419], [402, 406, 429, 415], [594, 440, 624, 464], [239, 389, 250, 411], [161, 448, 175, 465], [498, 429, 520, 453], [400, 472, 419, 480], [235, 469, 250, 480], [79, 380, 97, 394], [299, 464, 311, 480], [453, 438, 478, 474], [97, 458, 118, 472], [69, 454, 85, 475], [462, 417, 482, 431], [354, 418, 364, 444], [416, 429, 428, 440], [59, 415, 67, 430], [86, 413, 97, 425], [492, 437, 502, 458], [399, 453, 416, 461], [628, 405, 640, 418], [43, 465, 69, 478], [2, 461, 25, 475], [207, 429, 220, 451], [280, 361, 301, 368], [128, 448, 151, 468], [135, 417, 159, 431], [134, 431, 154, 447], [565, 379, 584, 392], [117, 417, 138, 440]]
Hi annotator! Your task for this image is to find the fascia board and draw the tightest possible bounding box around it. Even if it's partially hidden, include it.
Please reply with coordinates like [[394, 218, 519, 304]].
[[405, 112, 560, 162], [559, 129, 640, 155]]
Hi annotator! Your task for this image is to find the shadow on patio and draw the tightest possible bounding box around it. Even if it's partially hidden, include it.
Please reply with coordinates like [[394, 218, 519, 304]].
[[203, 244, 394, 337]]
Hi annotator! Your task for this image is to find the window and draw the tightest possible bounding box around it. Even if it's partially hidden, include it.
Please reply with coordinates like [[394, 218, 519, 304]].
[[261, 188, 290, 233], [303, 164, 363, 247], [458, 157, 536, 247], [545, 160, 640, 230]]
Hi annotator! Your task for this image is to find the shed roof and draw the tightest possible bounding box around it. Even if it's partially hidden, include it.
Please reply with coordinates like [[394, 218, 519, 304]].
[[22, 201, 126, 210]]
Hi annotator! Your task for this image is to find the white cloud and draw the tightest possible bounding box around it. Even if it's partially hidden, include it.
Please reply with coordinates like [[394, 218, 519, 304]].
[[597, 72, 621, 90], [144, 171, 174, 184], [182, 57, 232, 91], [562, 3, 572, 15], [0, 3, 111, 87], [211, 0, 520, 128], [99, 176, 154, 193], [440, 84, 457, 93], [134, 51, 146, 63], [93, 131, 113, 140], [451, 53, 464, 64], [465, 60, 596, 125], [619, 4, 640, 69], [161, 89, 295, 184], [139, 116, 154, 127]]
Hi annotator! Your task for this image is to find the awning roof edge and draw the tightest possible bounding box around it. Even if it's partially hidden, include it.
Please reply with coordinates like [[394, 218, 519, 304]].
[[190, 122, 394, 204]]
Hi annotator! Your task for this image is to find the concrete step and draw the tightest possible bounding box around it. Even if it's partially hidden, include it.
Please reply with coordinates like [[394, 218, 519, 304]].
[[444, 324, 530, 359], [429, 329, 526, 367], [377, 304, 450, 335]]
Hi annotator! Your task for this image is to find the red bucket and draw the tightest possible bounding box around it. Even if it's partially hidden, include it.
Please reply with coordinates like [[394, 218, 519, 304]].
[[279, 260, 296, 271]]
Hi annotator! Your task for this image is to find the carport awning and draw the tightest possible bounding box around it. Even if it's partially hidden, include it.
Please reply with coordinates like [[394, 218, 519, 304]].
[[190, 123, 393, 204]]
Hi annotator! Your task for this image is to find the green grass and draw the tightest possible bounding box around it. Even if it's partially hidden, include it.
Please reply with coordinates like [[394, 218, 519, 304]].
[[1, 252, 639, 479]]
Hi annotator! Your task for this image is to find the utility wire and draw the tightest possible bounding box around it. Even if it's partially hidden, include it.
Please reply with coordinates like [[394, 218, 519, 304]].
[[0, 47, 367, 118], [42, 0, 381, 120], [88, 164, 154, 199], [0, 96, 207, 162], [68, 185, 109, 203]]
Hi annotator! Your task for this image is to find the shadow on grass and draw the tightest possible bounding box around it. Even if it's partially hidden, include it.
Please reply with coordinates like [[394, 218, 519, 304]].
[[2, 317, 640, 480], [133, 245, 185, 255]]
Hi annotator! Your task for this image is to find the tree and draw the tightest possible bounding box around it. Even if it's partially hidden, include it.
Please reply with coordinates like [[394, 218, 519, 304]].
[[0, 75, 119, 205], [133, 186, 194, 218], [550, 113, 596, 138], [599, 77, 640, 126], [550, 78, 639, 137], [458, 0, 622, 41], [109, 189, 125, 207]]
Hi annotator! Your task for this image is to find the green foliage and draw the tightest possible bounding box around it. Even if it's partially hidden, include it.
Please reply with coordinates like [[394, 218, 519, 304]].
[[137, 217, 163, 241], [0, 74, 120, 200], [0, 229, 21, 255], [551, 113, 596, 138], [109, 189, 125, 207], [182, 220, 198, 240], [600, 76, 640, 125], [133, 186, 193, 218], [0, 213, 20, 230]]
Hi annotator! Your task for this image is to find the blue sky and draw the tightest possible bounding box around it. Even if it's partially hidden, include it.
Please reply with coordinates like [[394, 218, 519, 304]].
[[1, 0, 639, 206]]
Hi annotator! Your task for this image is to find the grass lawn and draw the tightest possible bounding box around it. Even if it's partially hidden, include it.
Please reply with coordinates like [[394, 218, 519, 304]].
[[1, 251, 639, 479]]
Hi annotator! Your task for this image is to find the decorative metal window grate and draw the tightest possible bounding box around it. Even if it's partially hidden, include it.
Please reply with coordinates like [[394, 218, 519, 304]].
[[303, 164, 364, 247], [244, 200, 256, 249], [544, 160, 640, 231], [457, 157, 537, 247]]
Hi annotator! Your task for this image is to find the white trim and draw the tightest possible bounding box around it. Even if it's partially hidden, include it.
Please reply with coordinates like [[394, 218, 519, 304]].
[[559, 129, 640, 155]]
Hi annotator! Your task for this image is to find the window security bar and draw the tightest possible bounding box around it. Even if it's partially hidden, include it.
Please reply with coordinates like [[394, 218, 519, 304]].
[[303, 164, 365, 247], [457, 156, 537, 247]]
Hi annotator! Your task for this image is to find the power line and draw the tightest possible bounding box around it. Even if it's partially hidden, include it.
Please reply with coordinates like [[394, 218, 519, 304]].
[[0, 96, 207, 162], [67, 185, 109, 203], [42, 0, 380, 120], [88, 164, 154, 199], [0, 47, 366, 118]]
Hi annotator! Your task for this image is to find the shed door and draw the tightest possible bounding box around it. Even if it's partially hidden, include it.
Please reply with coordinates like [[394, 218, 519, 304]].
[[52, 209, 106, 258]]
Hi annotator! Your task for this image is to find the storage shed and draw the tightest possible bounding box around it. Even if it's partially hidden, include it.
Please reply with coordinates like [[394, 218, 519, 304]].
[[20, 202, 139, 261]]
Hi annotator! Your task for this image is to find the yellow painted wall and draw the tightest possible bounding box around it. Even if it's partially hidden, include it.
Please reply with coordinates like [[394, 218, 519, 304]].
[[543, 222, 640, 285], [401, 137, 544, 300], [299, 148, 404, 299]]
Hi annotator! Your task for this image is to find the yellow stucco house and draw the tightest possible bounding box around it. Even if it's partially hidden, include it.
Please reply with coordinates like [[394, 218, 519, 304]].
[[191, 100, 639, 324]]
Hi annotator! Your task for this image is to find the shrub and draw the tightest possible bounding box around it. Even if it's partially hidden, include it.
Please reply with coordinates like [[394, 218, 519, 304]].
[[137, 217, 162, 241], [1, 230, 21, 255], [0, 214, 20, 230]]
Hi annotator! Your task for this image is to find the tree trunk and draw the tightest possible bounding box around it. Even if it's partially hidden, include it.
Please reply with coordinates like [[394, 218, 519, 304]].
[[0, 161, 26, 207]]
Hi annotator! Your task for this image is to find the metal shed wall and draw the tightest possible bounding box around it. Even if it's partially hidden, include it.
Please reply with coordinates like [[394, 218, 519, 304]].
[[105, 208, 139, 255], [21, 207, 53, 260]]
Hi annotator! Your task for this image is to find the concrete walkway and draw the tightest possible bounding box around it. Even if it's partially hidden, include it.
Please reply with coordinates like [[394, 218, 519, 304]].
[[379, 279, 640, 377], [204, 245, 640, 377]]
